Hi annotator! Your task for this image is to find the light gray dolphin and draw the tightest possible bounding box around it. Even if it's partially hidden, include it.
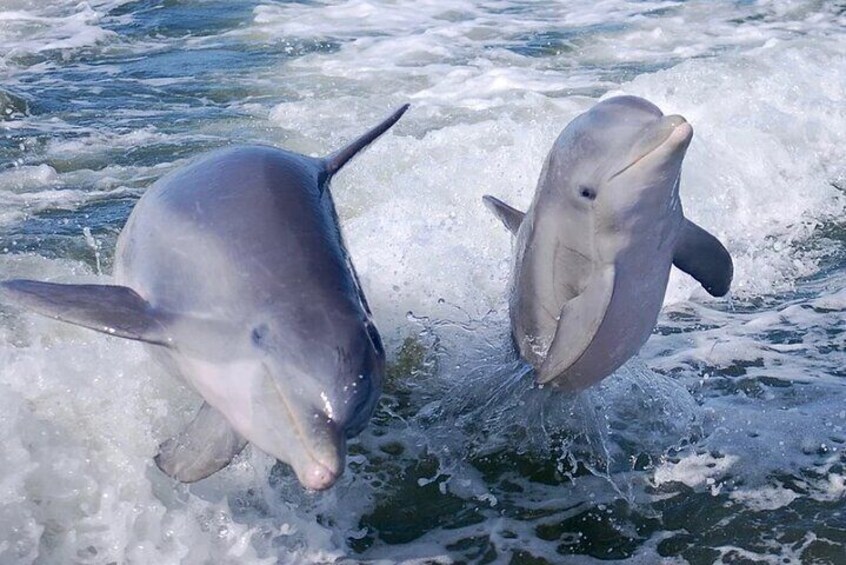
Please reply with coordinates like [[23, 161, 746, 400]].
[[1, 104, 409, 490], [484, 96, 732, 392]]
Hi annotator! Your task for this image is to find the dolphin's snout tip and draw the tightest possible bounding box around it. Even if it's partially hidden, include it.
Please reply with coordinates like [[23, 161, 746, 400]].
[[664, 114, 687, 126], [664, 115, 693, 143], [299, 462, 340, 491]]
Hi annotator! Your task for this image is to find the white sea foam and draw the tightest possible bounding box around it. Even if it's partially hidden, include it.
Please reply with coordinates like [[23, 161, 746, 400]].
[[1, 0, 845, 562], [0, 1, 126, 64]]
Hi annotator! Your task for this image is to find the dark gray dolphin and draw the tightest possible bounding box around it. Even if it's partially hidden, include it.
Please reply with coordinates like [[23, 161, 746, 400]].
[[484, 96, 732, 392], [2, 104, 409, 490]]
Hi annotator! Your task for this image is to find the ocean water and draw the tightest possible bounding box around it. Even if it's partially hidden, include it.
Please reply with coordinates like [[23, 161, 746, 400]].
[[1, 0, 845, 563]]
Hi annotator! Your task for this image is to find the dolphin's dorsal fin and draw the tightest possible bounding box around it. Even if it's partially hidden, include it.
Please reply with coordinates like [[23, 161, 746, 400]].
[[482, 195, 525, 235], [672, 219, 733, 297], [322, 104, 410, 182], [155, 402, 248, 482], [1, 279, 172, 345]]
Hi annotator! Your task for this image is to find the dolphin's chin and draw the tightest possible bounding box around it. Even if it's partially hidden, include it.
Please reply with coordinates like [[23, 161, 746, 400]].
[[267, 429, 346, 491], [295, 460, 342, 491], [664, 116, 693, 147], [289, 444, 346, 490]]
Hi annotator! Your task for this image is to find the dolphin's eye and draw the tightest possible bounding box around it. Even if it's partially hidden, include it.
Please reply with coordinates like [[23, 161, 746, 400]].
[[579, 186, 597, 200], [251, 324, 269, 345]]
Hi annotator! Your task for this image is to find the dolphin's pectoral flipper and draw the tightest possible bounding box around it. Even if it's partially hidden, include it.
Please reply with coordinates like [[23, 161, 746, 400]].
[[155, 402, 248, 482], [482, 195, 525, 235], [672, 219, 733, 297], [0, 279, 172, 345], [322, 104, 410, 181], [535, 266, 615, 389]]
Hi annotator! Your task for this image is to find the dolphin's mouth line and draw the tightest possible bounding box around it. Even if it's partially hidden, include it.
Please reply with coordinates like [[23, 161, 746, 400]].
[[607, 123, 682, 182], [607, 152, 649, 182], [262, 362, 337, 480]]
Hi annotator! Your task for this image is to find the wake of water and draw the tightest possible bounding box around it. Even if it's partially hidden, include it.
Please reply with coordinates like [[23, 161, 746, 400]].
[[1, 1, 845, 563]]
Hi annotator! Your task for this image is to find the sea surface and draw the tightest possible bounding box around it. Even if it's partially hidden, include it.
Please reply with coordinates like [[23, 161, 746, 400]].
[[1, 1, 845, 563]]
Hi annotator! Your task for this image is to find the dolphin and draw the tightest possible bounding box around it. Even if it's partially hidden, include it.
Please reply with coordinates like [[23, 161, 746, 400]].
[[1, 104, 409, 490], [483, 95, 732, 392]]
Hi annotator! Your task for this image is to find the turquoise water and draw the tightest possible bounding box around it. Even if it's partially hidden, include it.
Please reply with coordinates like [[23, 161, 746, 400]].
[[1, 1, 845, 563]]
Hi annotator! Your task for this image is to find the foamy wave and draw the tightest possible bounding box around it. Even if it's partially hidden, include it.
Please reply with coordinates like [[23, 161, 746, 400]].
[[0, 2, 125, 63], [1, 0, 845, 562]]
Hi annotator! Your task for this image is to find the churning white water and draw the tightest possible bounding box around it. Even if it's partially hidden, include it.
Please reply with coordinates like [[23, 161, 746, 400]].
[[1, 0, 845, 563]]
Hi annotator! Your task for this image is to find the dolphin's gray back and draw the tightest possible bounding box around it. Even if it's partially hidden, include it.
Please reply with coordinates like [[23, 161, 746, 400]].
[[116, 146, 366, 334]]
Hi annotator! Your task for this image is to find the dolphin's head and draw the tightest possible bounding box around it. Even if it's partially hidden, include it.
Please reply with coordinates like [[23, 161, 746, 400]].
[[185, 312, 384, 491], [251, 315, 384, 490], [599, 97, 692, 212], [544, 95, 692, 238]]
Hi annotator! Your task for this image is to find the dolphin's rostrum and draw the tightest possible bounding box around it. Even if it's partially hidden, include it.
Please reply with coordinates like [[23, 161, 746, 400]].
[[485, 96, 732, 392], [2, 104, 409, 490]]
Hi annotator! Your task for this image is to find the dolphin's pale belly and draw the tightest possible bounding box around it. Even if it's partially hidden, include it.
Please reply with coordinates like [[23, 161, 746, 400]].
[[553, 253, 673, 390], [510, 246, 591, 365], [518, 197, 683, 390], [510, 202, 595, 366]]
